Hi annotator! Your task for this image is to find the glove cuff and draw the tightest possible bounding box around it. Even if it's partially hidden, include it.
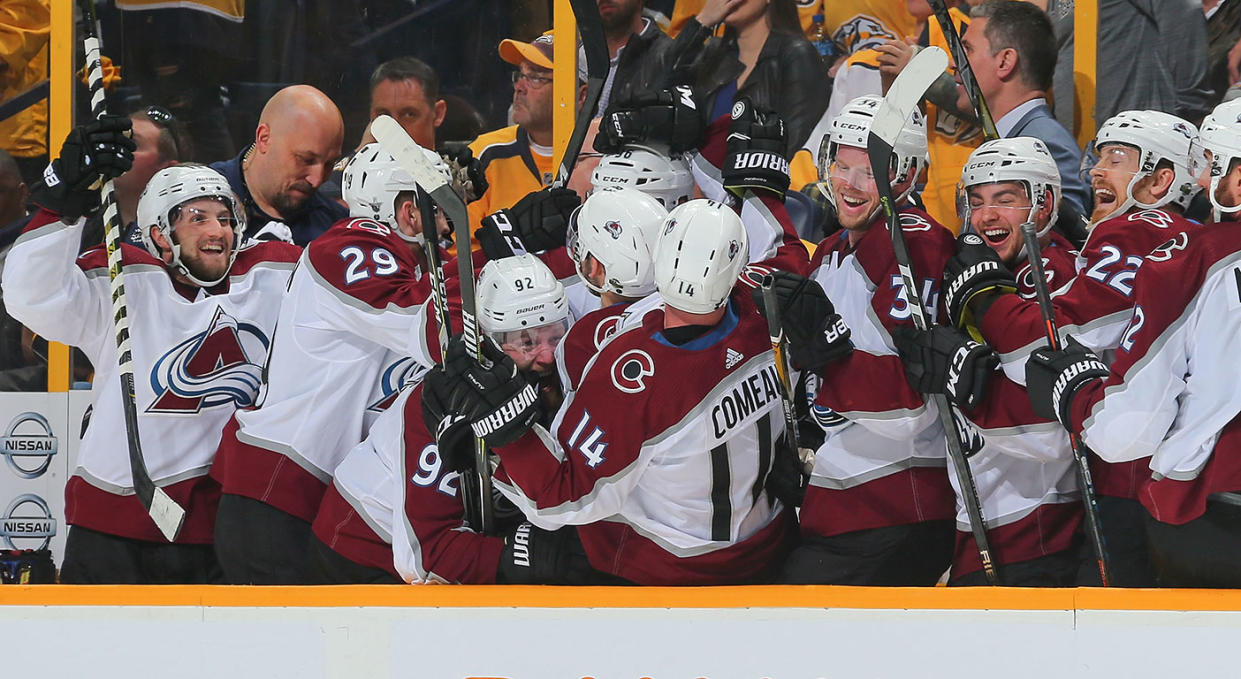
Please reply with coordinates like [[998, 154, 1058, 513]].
[[471, 381, 540, 444], [1050, 356, 1108, 429]]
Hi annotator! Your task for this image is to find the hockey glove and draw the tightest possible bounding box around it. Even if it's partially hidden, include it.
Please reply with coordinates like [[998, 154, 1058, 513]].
[[891, 325, 999, 410], [764, 434, 809, 508], [942, 232, 1018, 331], [723, 98, 790, 201], [31, 115, 135, 222], [439, 143, 489, 203], [421, 354, 478, 474], [476, 187, 580, 259], [752, 271, 853, 372], [594, 85, 705, 156], [1025, 336, 1109, 430], [497, 523, 601, 585], [454, 336, 542, 447]]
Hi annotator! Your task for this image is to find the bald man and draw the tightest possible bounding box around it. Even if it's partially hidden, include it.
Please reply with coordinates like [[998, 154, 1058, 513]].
[[210, 85, 348, 246]]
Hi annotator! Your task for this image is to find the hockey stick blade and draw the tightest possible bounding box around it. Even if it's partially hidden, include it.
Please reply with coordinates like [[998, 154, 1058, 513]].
[[553, 0, 609, 187], [871, 47, 948, 150]]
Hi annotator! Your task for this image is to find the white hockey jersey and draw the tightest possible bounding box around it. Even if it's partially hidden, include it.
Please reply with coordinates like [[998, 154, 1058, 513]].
[[1067, 223, 1241, 525], [212, 217, 448, 523], [2, 210, 300, 542]]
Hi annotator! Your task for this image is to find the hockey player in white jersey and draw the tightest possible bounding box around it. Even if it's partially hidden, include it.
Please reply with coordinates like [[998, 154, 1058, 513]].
[[425, 200, 801, 585], [942, 110, 1203, 586], [1025, 100, 1241, 587], [3, 118, 300, 583], [892, 138, 1083, 585], [558, 185, 666, 391], [210, 142, 453, 584]]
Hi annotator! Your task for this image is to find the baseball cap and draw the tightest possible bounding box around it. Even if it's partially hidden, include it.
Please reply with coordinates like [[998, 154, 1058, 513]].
[[499, 30, 555, 70]]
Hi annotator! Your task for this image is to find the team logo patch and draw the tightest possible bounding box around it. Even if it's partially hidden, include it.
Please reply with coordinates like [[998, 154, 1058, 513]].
[[1128, 210, 1175, 229], [147, 308, 270, 413], [899, 213, 934, 232], [610, 349, 654, 394], [604, 220, 623, 239], [592, 315, 622, 349], [1147, 232, 1190, 263], [367, 357, 432, 413], [739, 264, 772, 289], [727, 239, 742, 260]]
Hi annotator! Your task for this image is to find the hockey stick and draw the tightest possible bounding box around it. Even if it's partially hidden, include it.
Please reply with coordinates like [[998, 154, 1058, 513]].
[[552, 0, 609, 188], [867, 46, 999, 585], [371, 115, 495, 534], [78, 0, 186, 541], [927, 0, 998, 141], [759, 276, 805, 473], [1018, 222, 1111, 586]]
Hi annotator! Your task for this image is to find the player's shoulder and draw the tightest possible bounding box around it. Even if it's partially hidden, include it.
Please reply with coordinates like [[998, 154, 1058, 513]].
[[1088, 209, 1194, 255], [231, 239, 302, 272], [308, 218, 411, 264], [572, 304, 630, 351], [76, 241, 163, 271]]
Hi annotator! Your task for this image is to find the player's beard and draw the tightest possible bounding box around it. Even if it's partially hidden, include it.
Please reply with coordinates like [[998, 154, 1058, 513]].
[[534, 370, 563, 416]]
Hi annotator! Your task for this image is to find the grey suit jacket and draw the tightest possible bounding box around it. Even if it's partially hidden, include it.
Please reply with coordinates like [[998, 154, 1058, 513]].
[[1007, 102, 1091, 217]]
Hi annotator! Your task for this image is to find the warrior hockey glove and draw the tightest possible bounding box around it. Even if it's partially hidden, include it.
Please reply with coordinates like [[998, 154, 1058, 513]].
[[497, 523, 602, 585], [1025, 336, 1109, 430], [421, 347, 479, 474], [476, 187, 581, 259], [455, 336, 542, 447], [31, 115, 135, 222], [439, 143, 489, 203], [594, 85, 705, 156], [942, 232, 1018, 331], [723, 98, 790, 200], [891, 325, 999, 410], [752, 270, 853, 372]]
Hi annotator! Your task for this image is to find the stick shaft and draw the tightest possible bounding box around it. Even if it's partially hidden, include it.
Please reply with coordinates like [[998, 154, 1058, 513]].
[[927, 0, 998, 141], [1018, 222, 1111, 586]]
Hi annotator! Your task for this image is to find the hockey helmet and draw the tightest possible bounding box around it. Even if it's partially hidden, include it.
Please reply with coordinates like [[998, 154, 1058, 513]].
[[341, 142, 447, 243], [590, 144, 694, 209], [653, 199, 748, 315], [1083, 110, 1201, 221], [1194, 98, 1241, 219], [958, 136, 1062, 238], [476, 253, 571, 343], [818, 95, 928, 218], [136, 164, 246, 287], [567, 186, 667, 298]]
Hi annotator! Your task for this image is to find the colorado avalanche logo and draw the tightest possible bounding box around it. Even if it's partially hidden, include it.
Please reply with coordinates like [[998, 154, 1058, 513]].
[[604, 220, 623, 239], [727, 239, 742, 260], [367, 357, 432, 413], [147, 308, 269, 413], [610, 349, 655, 394], [592, 315, 622, 349], [663, 218, 677, 236]]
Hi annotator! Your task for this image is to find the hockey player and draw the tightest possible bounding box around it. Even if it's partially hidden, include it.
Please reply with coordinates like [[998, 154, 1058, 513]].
[[427, 200, 800, 585], [210, 143, 453, 584], [941, 110, 1202, 586], [774, 95, 957, 586], [3, 117, 300, 583], [892, 137, 1082, 585], [394, 254, 629, 584], [1023, 100, 1241, 586]]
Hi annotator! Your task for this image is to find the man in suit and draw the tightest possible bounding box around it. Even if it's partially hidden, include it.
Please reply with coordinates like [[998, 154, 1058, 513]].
[[959, 0, 1090, 220]]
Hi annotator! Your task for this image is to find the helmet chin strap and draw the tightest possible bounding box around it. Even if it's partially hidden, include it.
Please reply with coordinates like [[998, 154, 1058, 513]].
[[1208, 167, 1241, 222]]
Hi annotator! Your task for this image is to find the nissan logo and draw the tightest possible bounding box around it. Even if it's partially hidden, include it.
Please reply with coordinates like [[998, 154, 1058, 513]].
[[0, 494, 56, 550], [0, 412, 58, 479]]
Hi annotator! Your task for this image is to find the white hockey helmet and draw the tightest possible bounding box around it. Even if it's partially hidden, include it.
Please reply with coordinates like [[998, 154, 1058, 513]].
[[567, 186, 667, 298], [958, 136, 1062, 238], [1084, 110, 1201, 221], [1194, 98, 1241, 219], [653, 199, 748, 315], [136, 164, 246, 287], [476, 253, 571, 340], [590, 144, 694, 209], [818, 95, 928, 215], [341, 142, 448, 243]]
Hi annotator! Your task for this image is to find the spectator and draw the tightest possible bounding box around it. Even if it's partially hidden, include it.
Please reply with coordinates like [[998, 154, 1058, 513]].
[[0, 0, 50, 187], [210, 85, 347, 246], [367, 57, 446, 150], [669, 0, 830, 157], [466, 31, 583, 249], [1206, 0, 1241, 105], [591, 0, 674, 111], [959, 0, 1090, 219], [794, 0, 917, 61], [0, 149, 29, 271]]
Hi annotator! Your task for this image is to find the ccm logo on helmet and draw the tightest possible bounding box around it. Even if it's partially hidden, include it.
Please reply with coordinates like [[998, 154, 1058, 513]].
[[611, 349, 655, 394]]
